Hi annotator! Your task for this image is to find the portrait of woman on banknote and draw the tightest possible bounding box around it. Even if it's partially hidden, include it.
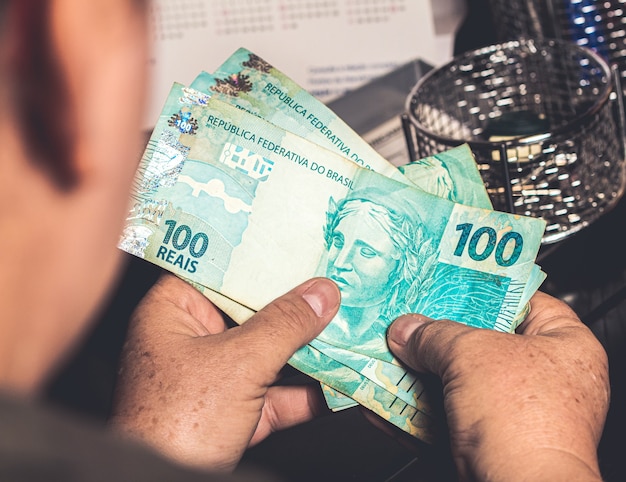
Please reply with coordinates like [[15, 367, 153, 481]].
[[316, 187, 437, 357]]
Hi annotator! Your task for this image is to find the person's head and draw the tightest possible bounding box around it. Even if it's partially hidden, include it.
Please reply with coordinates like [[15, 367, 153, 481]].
[[0, 0, 149, 393], [323, 188, 435, 322]]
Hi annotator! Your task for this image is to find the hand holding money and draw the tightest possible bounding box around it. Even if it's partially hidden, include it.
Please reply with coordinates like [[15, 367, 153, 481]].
[[111, 274, 340, 471], [386, 292, 608, 481], [119, 48, 547, 441]]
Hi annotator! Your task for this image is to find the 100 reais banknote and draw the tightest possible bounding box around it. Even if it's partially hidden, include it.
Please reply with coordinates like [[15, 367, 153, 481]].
[[119, 66, 546, 441]]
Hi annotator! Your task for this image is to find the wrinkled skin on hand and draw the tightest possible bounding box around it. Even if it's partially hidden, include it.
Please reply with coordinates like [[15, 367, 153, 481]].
[[110, 274, 340, 472], [386, 291, 609, 481]]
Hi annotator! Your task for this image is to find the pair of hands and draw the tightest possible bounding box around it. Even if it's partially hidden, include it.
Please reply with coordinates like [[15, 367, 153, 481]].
[[110, 274, 609, 480]]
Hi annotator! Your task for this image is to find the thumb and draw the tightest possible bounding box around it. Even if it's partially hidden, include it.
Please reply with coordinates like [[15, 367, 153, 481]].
[[387, 314, 468, 376], [234, 277, 340, 377]]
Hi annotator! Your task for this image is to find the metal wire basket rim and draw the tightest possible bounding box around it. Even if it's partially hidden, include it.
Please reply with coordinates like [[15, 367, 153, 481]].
[[405, 37, 614, 149]]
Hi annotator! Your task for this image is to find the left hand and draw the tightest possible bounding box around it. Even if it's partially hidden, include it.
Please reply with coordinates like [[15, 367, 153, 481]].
[[109, 273, 340, 472], [385, 291, 609, 481]]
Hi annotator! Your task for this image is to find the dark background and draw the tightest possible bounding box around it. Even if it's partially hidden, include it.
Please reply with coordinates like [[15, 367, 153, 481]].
[[44, 2, 626, 480]]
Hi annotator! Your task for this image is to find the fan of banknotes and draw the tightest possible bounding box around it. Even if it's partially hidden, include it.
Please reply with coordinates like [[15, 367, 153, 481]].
[[119, 48, 547, 443]]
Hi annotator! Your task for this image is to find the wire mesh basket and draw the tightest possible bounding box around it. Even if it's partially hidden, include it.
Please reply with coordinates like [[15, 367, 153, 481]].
[[488, 0, 626, 88], [404, 38, 626, 244]]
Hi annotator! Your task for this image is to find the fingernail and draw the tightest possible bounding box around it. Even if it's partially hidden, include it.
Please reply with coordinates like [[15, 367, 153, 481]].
[[302, 279, 339, 317], [388, 315, 425, 346]]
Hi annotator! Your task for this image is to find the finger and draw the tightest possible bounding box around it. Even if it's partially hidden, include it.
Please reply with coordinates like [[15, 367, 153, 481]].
[[387, 314, 470, 376], [232, 277, 340, 379], [249, 384, 328, 446], [141, 274, 227, 335], [517, 290, 582, 335]]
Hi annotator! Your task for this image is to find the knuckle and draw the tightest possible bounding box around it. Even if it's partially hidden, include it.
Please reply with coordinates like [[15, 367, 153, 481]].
[[406, 319, 476, 372], [263, 295, 315, 335]]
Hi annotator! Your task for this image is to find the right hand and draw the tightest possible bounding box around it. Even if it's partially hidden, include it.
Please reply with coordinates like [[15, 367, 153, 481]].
[[387, 291, 609, 481], [111, 274, 340, 472]]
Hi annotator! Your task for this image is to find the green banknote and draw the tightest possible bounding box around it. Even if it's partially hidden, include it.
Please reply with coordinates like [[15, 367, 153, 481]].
[[192, 49, 546, 335], [321, 146, 495, 411], [288, 341, 441, 441], [190, 56, 546, 409], [192, 58, 501, 409], [120, 83, 438, 437], [310, 338, 434, 414], [193, 48, 546, 332], [123, 87, 543, 344], [120, 84, 546, 437], [193, 47, 549, 332], [192, 48, 548, 330], [320, 148, 546, 411], [191, 48, 410, 185], [317, 150, 542, 409]]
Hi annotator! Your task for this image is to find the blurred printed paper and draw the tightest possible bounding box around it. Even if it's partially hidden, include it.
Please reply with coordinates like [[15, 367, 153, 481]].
[[145, 0, 438, 128]]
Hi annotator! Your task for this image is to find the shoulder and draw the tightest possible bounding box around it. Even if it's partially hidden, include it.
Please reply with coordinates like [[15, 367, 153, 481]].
[[0, 393, 268, 482]]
